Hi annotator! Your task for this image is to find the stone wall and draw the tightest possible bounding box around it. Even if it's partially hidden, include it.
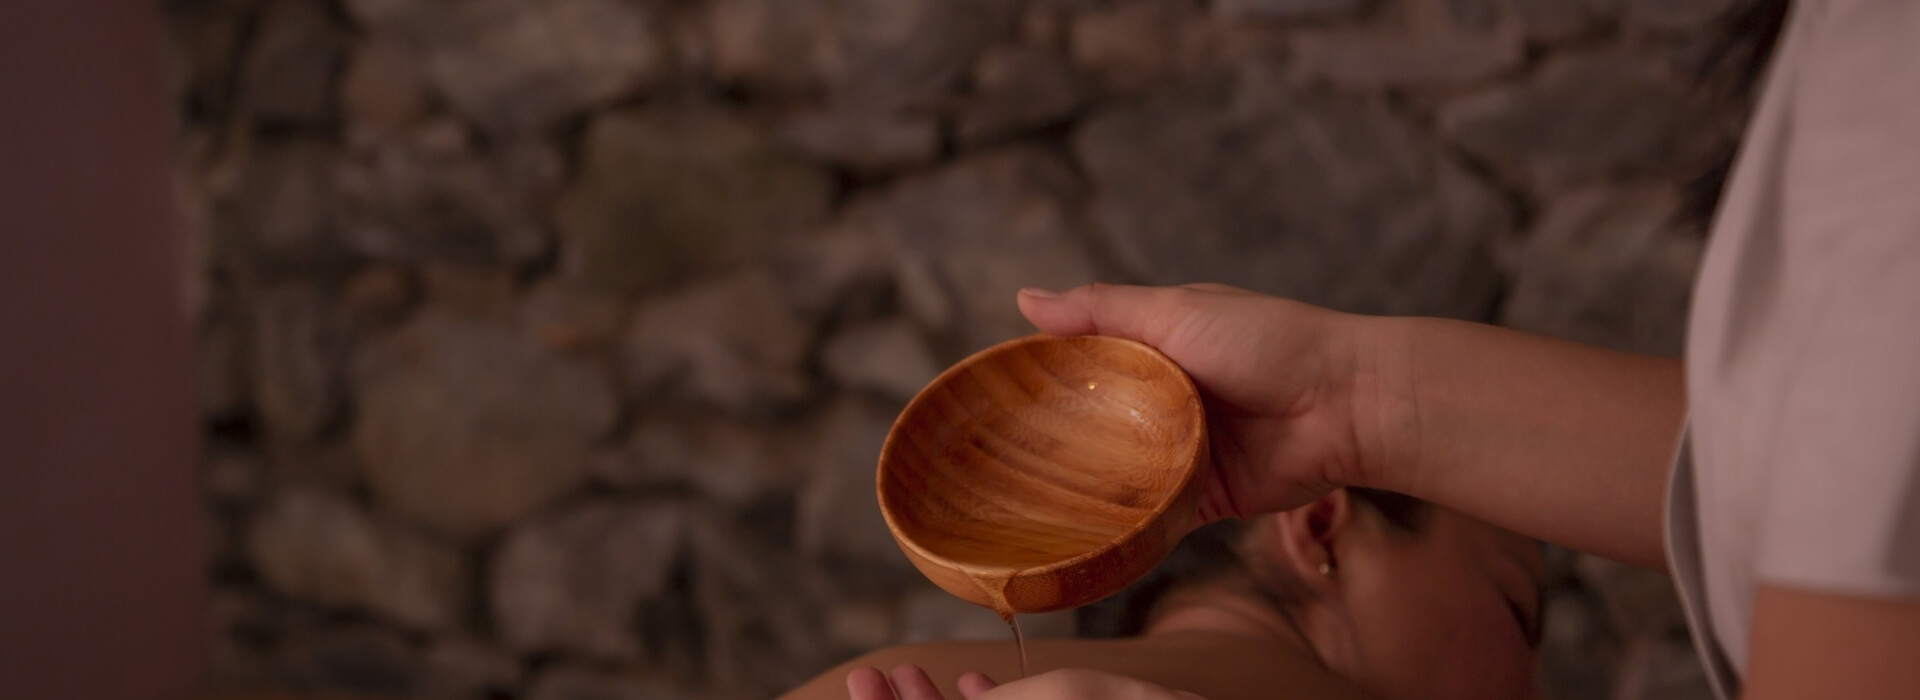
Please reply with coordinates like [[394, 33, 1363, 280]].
[[170, 0, 1765, 698]]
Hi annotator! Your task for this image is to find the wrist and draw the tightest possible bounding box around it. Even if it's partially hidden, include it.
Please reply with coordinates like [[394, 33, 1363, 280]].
[[1339, 314, 1425, 496]]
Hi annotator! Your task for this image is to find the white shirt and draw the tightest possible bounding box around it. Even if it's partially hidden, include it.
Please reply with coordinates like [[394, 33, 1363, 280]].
[[1667, 1, 1920, 697]]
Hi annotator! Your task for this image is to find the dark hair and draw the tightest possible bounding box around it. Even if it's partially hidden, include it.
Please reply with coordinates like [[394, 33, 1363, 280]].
[[1682, 0, 1793, 225], [1347, 487, 1429, 534], [1078, 488, 1432, 637]]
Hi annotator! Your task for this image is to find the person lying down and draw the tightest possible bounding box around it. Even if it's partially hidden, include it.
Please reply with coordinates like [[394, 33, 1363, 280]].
[[780, 488, 1548, 700]]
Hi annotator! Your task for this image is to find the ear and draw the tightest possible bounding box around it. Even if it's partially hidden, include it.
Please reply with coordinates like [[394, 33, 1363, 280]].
[[1258, 489, 1355, 589]]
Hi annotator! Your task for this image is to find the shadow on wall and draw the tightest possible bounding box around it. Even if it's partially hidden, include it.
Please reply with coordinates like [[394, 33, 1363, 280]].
[[175, 0, 1764, 697]]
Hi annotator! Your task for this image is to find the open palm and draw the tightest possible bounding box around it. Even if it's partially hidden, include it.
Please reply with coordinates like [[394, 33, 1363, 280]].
[[1017, 283, 1379, 522]]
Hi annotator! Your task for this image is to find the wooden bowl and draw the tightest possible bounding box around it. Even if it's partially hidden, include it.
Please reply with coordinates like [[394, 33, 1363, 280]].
[[876, 334, 1210, 615]]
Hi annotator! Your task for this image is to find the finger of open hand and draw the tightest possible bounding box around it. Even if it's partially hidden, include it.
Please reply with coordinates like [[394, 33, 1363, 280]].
[[957, 671, 998, 699], [1017, 283, 1188, 346], [889, 664, 947, 700], [847, 667, 896, 700]]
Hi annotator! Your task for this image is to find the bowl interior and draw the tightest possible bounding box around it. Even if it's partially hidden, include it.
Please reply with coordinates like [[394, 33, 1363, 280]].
[[879, 335, 1203, 575]]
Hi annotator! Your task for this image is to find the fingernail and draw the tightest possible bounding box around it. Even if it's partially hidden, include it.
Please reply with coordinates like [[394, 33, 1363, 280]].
[[1020, 287, 1059, 299]]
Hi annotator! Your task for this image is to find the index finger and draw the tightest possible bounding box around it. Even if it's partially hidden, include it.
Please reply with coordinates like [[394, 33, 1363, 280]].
[[847, 667, 895, 700]]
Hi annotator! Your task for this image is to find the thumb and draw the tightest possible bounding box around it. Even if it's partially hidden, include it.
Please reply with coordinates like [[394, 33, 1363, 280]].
[[1017, 283, 1182, 345]]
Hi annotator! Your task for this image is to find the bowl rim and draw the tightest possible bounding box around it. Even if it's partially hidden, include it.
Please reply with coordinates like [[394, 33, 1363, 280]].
[[874, 333, 1208, 581]]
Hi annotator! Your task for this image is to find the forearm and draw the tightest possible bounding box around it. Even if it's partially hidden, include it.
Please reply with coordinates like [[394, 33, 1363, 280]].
[[1743, 586, 1920, 699], [1358, 316, 1684, 570], [781, 635, 1375, 700]]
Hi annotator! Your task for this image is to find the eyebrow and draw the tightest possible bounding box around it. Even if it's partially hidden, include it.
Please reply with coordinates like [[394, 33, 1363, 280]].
[[1528, 580, 1546, 648], [1518, 544, 1549, 648]]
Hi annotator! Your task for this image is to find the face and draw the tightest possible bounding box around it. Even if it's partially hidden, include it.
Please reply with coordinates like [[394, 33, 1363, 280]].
[[1327, 507, 1546, 700]]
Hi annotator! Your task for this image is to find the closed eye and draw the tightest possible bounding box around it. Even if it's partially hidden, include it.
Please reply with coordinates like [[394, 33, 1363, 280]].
[[1506, 597, 1542, 649]]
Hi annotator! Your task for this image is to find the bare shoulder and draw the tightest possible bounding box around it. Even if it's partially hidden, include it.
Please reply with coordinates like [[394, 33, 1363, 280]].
[[778, 640, 1028, 700], [778, 634, 1374, 700]]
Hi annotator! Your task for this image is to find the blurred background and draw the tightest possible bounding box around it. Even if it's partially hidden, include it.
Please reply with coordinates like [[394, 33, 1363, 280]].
[[157, 0, 1770, 697]]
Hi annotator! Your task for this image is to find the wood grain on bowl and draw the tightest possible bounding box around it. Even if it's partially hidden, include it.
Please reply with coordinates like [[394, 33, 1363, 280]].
[[877, 335, 1209, 615]]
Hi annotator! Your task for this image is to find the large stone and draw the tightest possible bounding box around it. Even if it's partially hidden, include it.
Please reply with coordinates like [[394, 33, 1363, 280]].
[[827, 600, 898, 649], [204, 449, 264, 505], [208, 502, 250, 581], [494, 136, 570, 201], [1613, 635, 1714, 700], [1440, 52, 1723, 191], [263, 441, 371, 492], [1499, 186, 1703, 356], [199, 309, 248, 419], [1435, 0, 1511, 31], [226, 120, 542, 273], [490, 501, 686, 659], [1623, 0, 1739, 31], [1537, 587, 1619, 700], [179, 139, 217, 318], [332, 133, 550, 266], [557, 108, 833, 295], [688, 512, 842, 695], [1282, 20, 1520, 87], [1214, 0, 1365, 20], [526, 667, 699, 700], [796, 399, 903, 565], [898, 587, 1078, 643], [417, 262, 519, 317], [898, 588, 1012, 643], [340, 0, 409, 25], [272, 624, 420, 697], [1073, 71, 1510, 318], [350, 0, 662, 131], [821, 319, 940, 400], [1018, 0, 1083, 47], [622, 270, 815, 413], [352, 311, 619, 537], [519, 280, 631, 353], [702, 0, 831, 92], [249, 284, 346, 444], [705, 0, 1019, 107], [205, 586, 279, 691], [855, 148, 1100, 349], [247, 487, 468, 630], [1511, 0, 1609, 42], [1576, 554, 1690, 639], [166, 0, 250, 120], [339, 38, 430, 136], [1068, 0, 1205, 92], [958, 45, 1088, 145], [221, 143, 345, 267], [635, 585, 705, 681], [339, 263, 416, 329], [777, 107, 939, 173], [600, 412, 802, 504], [419, 638, 522, 700], [767, 222, 897, 318], [243, 0, 347, 124]]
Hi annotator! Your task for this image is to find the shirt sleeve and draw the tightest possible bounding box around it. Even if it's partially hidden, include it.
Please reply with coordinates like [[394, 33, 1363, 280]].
[[1754, 0, 1920, 599]]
